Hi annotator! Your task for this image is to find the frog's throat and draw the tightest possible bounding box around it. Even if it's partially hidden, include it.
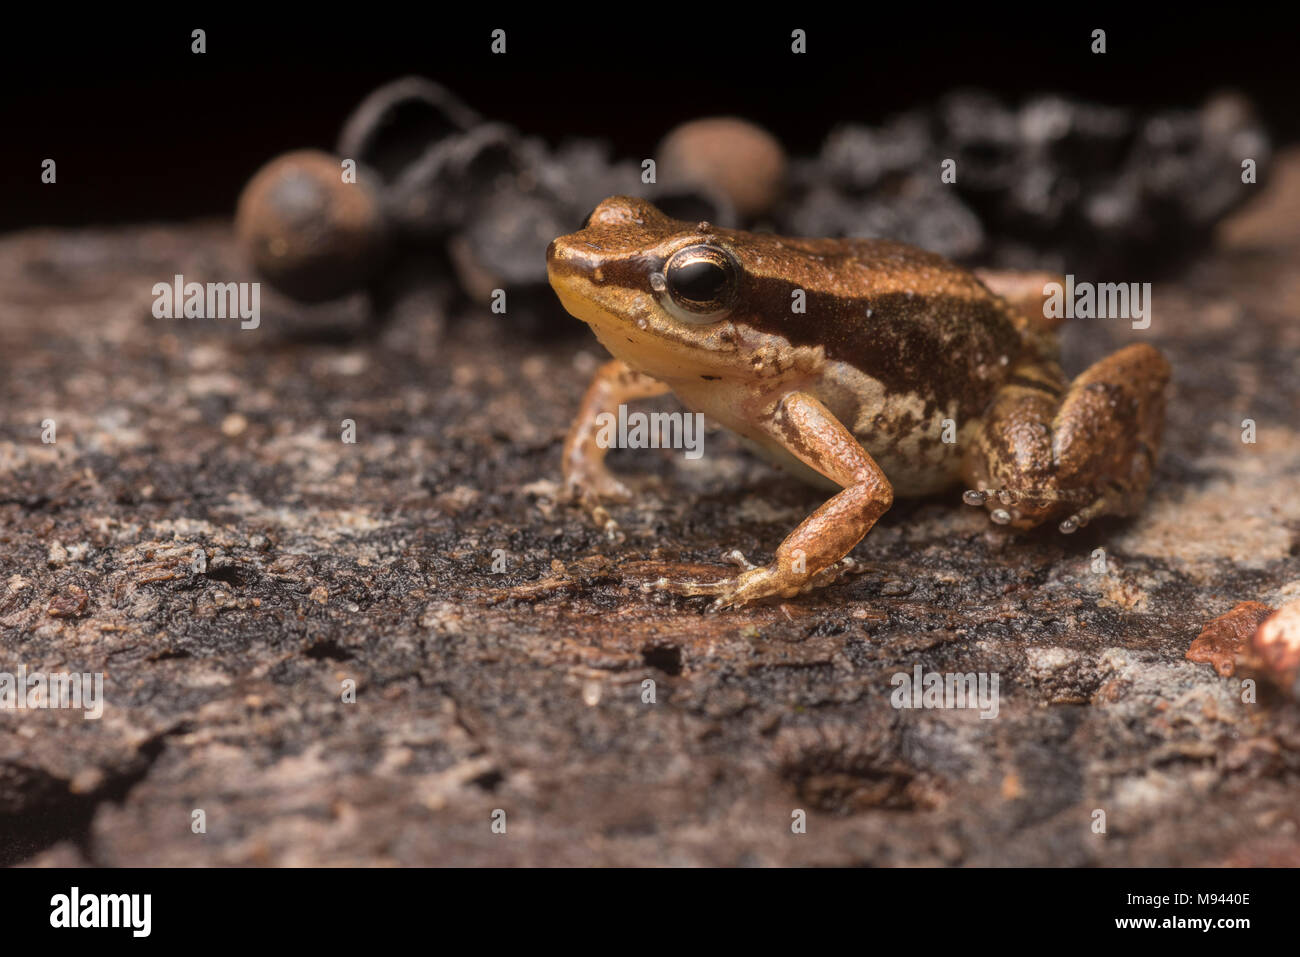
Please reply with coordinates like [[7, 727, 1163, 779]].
[[550, 278, 719, 381]]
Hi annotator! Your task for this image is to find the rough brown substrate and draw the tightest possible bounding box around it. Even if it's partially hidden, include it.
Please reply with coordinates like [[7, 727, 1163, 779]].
[[2, 157, 1298, 867]]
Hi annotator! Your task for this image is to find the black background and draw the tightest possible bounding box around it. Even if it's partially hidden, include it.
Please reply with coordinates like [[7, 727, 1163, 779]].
[[1, 863, 1273, 942], [1, 11, 1294, 232]]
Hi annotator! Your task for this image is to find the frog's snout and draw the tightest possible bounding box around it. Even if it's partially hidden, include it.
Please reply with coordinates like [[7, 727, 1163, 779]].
[[545, 236, 568, 286], [545, 234, 598, 283], [546, 235, 593, 310], [545, 235, 569, 273]]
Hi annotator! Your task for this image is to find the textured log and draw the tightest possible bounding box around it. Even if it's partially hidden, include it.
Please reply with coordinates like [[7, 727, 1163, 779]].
[[1, 153, 1299, 867]]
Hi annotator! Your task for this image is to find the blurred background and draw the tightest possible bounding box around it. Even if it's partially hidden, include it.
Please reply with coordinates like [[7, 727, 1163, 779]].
[[2, 12, 1294, 231]]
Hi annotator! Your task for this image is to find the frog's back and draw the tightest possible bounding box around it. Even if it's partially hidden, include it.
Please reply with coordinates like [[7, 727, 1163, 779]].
[[731, 234, 1021, 403], [723, 232, 1028, 495]]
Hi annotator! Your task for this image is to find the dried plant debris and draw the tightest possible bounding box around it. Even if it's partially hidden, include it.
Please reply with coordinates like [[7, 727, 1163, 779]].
[[1188, 599, 1300, 698], [1187, 601, 1276, 677], [234, 80, 1270, 332]]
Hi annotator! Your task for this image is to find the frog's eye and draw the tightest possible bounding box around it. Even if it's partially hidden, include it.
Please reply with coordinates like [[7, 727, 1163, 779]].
[[661, 244, 737, 321]]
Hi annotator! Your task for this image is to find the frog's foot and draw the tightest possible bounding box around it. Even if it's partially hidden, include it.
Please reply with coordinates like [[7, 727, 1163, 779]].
[[564, 466, 633, 539], [962, 486, 1093, 531], [641, 553, 862, 612], [1056, 492, 1126, 535], [962, 343, 1170, 535]]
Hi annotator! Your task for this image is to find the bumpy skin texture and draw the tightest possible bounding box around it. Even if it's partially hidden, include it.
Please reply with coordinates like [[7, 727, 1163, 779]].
[[963, 344, 1170, 531], [547, 196, 1171, 608]]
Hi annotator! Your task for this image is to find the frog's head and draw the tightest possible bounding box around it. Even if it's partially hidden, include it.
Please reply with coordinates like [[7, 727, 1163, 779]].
[[547, 196, 760, 382]]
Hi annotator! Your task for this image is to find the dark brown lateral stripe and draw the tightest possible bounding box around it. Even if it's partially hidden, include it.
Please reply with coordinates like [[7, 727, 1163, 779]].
[[733, 280, 1023, 420]]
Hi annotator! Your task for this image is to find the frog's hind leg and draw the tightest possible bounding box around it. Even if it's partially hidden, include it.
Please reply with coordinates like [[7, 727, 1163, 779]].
[[961, 343, 1171, 534]]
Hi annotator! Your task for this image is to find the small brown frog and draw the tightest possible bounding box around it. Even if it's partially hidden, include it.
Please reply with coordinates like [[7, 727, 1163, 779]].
[[547, 197, 1170, 609]]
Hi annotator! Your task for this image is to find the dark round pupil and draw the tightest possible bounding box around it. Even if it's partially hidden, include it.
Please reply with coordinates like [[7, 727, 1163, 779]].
[[670, 259, 728, 302]]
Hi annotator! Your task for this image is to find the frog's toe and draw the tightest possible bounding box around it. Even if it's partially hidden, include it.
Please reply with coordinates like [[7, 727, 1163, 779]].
[[620, 560, 731, 597], [962, 487, 1019, 523], [565, 473, 635, 538], [706, 592, 748, 613], [627, 555, 863, 610], [671, 559, 863, 610], [645, 571, 735, 599], [1057, 491, 1123, 534], [701, 566, 787, 610], [590, 503, 624, 541], [704, 559, 861, 610], [721, 549, 759, 570], [635, 562, 780, 608], [964, 484, 1100, 531], [566, 471, 633, 507]]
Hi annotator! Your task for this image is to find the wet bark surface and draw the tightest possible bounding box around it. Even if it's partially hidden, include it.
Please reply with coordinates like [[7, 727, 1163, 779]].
[[2, 155, 1299, 867]]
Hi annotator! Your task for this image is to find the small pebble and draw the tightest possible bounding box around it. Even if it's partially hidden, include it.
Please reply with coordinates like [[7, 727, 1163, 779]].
[[235, 150, 388, 302], [221, 413, 248, 437], [657, 117, 787, 219]]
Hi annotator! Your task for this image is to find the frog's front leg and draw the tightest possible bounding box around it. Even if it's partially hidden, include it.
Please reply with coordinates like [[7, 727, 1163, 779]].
[[962, 343, 1170, 532], [564, 359, 670, 532], [652, 391, 893, 610]]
